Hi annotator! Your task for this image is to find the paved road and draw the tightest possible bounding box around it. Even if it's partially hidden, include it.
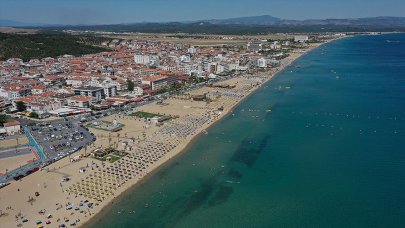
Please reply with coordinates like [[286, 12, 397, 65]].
[[0, 134, 27, 141], [0, 147, 33, 159]]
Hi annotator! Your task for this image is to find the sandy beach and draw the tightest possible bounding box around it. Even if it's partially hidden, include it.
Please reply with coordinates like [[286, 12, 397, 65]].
[[0, 40, 335, 228]]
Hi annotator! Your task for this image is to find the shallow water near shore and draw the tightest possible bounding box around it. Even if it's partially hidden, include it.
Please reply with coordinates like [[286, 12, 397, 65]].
[[89, 34, 405, 228]]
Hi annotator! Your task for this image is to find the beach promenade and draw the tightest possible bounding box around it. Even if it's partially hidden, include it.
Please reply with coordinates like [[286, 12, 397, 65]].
[[0, 40, 331, 228]]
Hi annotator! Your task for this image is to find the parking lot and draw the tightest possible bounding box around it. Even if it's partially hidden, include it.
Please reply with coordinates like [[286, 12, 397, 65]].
[[26, 119, 95, 162]]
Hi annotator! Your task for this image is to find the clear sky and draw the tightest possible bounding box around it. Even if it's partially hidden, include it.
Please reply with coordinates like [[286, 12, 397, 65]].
[[1, 0, 405, 25]]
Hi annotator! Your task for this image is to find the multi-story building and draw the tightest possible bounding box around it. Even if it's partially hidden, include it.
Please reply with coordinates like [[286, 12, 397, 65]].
[[247, 41, 263, 52], [89, 79, 118, 98], [67, 96, 95, 108], [31, 85, 50, 95], [294, 35, 309, 43], [40, 75, 65, 85], [29, 101, 62, 115], [134, 54, 159, 66], [1, 120, 21, 135], [257, 58, 267, 68], [132, 87, 144, 96], [73, 86, 105, 101], [134, 54, 150, 65], [0, 87, 32, 99], [142, 76, 177, 91], [188, 46, 197, 54], [66, 77, 91, 87], [51, 93, 76, 106], [13, 95, 62, 115]]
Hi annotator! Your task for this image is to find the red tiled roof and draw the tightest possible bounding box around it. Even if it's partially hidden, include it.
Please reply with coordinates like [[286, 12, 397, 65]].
[[4, 120, 20, 127], [69, 96, 94, 102], [143, 75, 167, 82], [43, 75, 64, 80], [32, 86, 47, 90]]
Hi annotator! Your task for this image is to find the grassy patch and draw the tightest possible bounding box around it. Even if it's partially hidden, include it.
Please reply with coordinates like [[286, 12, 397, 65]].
[[96, 149, 128, 163], [130, 111, 162, 119]]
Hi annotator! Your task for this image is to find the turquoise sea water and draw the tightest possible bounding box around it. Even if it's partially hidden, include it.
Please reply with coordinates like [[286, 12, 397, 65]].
[[90, 34, 405, 228]]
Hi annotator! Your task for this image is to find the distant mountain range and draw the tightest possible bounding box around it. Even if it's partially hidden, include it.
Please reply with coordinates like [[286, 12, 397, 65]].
[[2, 15, 405, 34], [204, 15, 405, 28], [0, 19, 47, 27], [204, 15, 282, 25]]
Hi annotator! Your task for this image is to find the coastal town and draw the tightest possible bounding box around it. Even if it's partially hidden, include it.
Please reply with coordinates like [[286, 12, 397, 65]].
[[0, 32, 342, 227]]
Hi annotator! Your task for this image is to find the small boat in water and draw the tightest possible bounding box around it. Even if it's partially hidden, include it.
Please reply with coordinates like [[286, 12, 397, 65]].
[[226, 180, 241, 184], [386, 40, 400, 43]]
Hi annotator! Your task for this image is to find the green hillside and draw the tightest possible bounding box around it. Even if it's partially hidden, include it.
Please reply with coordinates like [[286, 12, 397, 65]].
[[0, 32, 110, 61]]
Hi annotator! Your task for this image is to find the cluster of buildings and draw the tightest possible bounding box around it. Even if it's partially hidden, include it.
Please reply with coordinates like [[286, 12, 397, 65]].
[[0, 120, 21, 136], [0, 36, 306, 119]]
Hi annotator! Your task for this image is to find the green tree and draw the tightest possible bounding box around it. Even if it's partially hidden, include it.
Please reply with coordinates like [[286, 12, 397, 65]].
[[0, 114, 7, 126], [127, 79, 135, 92], [29, 112, 39, 119], [15, 101, 27, 112]]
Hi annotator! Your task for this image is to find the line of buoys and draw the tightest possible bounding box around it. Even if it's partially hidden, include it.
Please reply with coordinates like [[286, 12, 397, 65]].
[[303, 122, 402, 135], [290, 111, 405, 122]]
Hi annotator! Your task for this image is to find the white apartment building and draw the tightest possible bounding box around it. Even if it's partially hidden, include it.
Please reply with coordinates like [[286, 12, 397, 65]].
[[0, 88, 32, 99], [294, 35, 309, 43], [188, 46, 197, 54], [216, 64, 225, 74], [134, 54, 150, 65], [132, 87, 144, 96], [134, 54, 160, 66], [257, 58, 267, 68], [29, 101, 62, 115], [180, 55, 191, 63]]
